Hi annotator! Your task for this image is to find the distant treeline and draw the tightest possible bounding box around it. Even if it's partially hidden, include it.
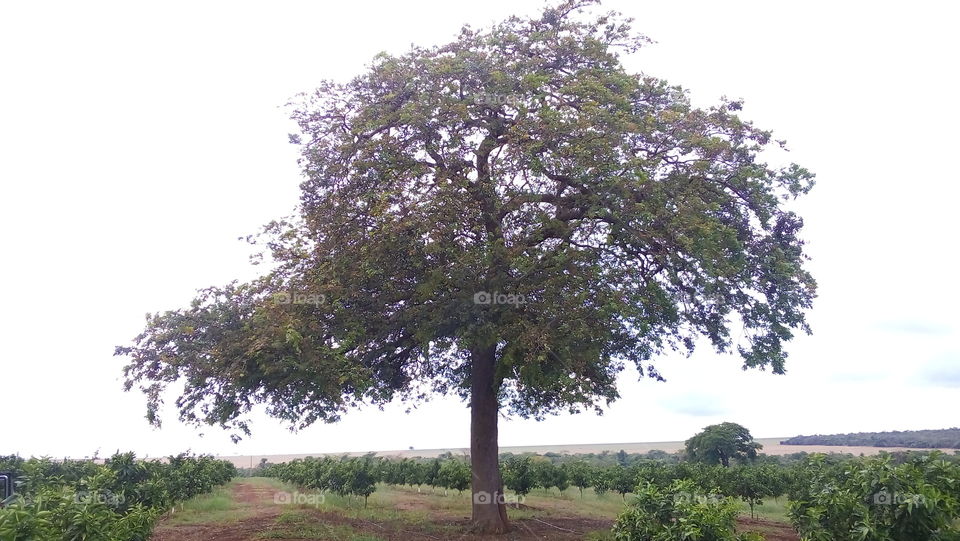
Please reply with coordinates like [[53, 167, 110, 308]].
[[237, 446, 960, 478], [505, 449, 683, 466], [497, 449, 856, 467], [781, 428, 960, 449]]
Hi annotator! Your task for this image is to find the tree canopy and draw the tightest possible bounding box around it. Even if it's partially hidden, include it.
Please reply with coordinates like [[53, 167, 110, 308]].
[[685, 422, 763, 467], [116, 0, 815, 532]]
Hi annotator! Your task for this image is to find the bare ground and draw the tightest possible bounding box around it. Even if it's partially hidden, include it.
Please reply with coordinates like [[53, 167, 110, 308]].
[[150, 482, 281, 541], [736, 517, 800, 541]]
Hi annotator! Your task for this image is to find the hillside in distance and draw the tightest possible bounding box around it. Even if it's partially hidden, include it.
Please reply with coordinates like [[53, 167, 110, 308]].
[[781, 428, 960, 448]]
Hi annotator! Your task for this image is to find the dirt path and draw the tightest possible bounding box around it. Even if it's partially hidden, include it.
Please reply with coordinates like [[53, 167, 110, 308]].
[[737, 517, 801, 541], [150, 482, 281, 541]]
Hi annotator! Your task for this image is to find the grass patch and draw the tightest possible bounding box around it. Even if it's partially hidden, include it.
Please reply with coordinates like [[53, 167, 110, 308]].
[[227, 478, 792, 540], [163, 484, 254, 525], [240, 477, 795, 523], [275, 510, 310, 524], [520, 487, 633, 519], [583, 530, 616, 541], [734, 497, 791, 523], [180, 491, 234, 513], [243, 476, 293, 490], [260, 504, 387, 540], [259, 521, 384, 540]]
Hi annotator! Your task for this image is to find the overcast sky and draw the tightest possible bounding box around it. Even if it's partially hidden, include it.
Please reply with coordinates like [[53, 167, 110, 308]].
[[1, 1, 958, 459]]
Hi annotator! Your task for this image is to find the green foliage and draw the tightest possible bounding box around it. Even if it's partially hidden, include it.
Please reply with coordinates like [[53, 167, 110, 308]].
[[115, 3, 815, 533], [591, 466, 613, 496], [608, 466, 638, 500], [500, 448, 684, 467], [436, 459, 471, 494], [524, 459, 557, 495], [686, 423, 763, 467], [721, 465, 786, 519], [264, 456, 380, 503], [0, 453, 235, 541], [553, 463, 571, 494], [612, 480, 759, 541], [261, 450, 960, 538], [565, 460, 595, 497], [343, 459, 378, 505], [502, 456, 537, 498], [788, 453, 960, 540], [118, 0, 816, 441]]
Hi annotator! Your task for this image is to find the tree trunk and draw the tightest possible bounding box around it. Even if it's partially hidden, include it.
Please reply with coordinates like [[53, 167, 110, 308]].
[[470, 343, 509, 534]]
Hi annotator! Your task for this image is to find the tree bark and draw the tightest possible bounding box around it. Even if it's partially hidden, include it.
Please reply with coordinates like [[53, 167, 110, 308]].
[[469, 343, 509, 534]]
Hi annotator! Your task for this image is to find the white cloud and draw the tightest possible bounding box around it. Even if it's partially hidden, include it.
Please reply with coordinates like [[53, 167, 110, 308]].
[[913, 354, 960, 388]]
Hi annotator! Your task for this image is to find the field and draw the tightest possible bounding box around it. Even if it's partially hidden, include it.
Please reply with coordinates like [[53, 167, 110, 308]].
[[5, 447, 957, 539], [150, 477, 799, 541], [218, 437, 960, 468]]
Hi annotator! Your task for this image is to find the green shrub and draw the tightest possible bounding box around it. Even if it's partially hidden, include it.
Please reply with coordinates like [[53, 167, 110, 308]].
[[788, 453, 960, 540], [0, 453, 233, 541], [612, 480, 760, 541]]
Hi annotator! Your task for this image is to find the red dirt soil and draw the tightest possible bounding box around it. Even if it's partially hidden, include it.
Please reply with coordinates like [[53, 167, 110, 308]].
[[737, 517, 801, 541]]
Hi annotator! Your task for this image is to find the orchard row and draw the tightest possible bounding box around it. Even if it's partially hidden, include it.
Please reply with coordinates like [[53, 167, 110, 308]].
[[262, 451, 960, 540], [0, 452, 236, 541]]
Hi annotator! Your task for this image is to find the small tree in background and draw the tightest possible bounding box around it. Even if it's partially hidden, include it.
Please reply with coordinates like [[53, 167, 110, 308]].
[[531, 459, 556, 493], [610, 465, 638, 501], [502, 456, 536, 504], [724, 465, 772, 519], [424, 460, 441, 493], [346, 459, 377, 507], [592, 467, 613, 497], [554, 463, 571, 496], [567, 461, 594, 498], [438, 459, 471, 495]]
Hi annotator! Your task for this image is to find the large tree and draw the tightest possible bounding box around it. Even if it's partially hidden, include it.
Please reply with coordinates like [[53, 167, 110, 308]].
[[117, 0, 815, 533], [685, 422, 763, 467]]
